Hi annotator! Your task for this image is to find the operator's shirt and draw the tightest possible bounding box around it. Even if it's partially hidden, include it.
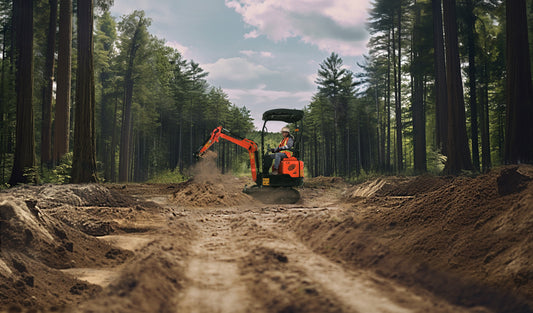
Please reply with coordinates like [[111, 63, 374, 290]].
[[279, 136, 294, 151]]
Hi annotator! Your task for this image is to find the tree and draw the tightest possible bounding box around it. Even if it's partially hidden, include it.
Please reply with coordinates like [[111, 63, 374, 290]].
[[315, 52, 346, 176], [53, 0, 72, 164], [9, 0, 35, 185], [412, 1, 427, 173], [466, 0, 480, 171], [443, 0, 473, 173], [40, 0, 57, 168], [432, 0, 448, 155], [118, 10, 151, 182], [0, 0, 16, 184], [504, 0, 533, 164], [71, 0, 97, 183], [394, 0, 404, 173], [94, 10, 117, 181]]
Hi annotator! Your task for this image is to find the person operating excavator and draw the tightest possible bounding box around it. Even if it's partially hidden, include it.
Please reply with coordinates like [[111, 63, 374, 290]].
[[266, 127, 294, 175]]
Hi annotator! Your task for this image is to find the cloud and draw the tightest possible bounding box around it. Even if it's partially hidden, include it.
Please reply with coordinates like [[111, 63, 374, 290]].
[[306, 73, 318, 87], [224, 85, 313, 129], [225, 0, 370, 56], [239, 50, 274, 58], [203, 57, 278, 82], [226, 85, 313, 103], [244, 30, 260, 39], [165, 41, 191, 58]]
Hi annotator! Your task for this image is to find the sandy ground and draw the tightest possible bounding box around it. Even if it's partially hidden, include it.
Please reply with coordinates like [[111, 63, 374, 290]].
[[1, 164, 533, 313]]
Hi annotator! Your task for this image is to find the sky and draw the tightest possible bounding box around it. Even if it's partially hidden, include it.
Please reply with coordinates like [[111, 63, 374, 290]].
[[110, 0, 371, 129]]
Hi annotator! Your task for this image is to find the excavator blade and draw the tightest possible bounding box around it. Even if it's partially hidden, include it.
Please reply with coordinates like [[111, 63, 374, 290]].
[[244, 186, 300, 204]]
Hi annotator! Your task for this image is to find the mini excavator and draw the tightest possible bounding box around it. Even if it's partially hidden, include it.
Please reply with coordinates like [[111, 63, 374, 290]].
[[194, 109, 304, 203]]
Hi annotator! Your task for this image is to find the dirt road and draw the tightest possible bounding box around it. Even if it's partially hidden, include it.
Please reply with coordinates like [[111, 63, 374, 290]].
[[174, 206, 475, 313], [1, 166, 533, 312], [69, 190, 476, 313]]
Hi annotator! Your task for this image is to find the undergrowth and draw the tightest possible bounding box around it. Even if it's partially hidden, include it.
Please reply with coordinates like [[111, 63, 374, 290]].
[[146, 168, 188, 183]]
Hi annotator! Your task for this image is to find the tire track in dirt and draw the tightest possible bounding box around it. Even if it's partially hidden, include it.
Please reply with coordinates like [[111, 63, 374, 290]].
[[175, 207, 480, 313], [176, 211, 266, 313], [231, 207, 486, 313]]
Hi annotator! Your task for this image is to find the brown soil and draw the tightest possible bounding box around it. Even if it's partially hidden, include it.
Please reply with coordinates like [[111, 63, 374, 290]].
[[0, 164, 532, 313]]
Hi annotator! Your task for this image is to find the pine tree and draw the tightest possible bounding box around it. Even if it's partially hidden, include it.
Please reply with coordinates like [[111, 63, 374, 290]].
[[71, 0, 97, 183], [9, 0, 35, 185], [505, 0, 533, 164]]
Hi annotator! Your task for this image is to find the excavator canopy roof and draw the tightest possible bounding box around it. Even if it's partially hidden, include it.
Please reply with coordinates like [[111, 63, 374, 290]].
[[262, 109, 304, 123]]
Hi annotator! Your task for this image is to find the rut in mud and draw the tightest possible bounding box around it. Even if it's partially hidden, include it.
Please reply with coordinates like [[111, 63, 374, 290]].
[[1, 165, 533, 313]]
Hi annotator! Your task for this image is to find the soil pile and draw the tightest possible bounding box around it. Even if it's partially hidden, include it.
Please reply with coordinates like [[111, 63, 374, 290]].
[[0, 187, 133, 310], [347, 174, 449, 198], [170, 151, 254, 207], [288, 165, 533, 312]]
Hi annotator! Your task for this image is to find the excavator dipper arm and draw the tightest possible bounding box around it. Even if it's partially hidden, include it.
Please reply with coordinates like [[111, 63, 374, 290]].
[[195, 126, 259, 182]]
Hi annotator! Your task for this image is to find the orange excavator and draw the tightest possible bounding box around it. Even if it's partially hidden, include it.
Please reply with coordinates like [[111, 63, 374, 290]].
[[195, 109, 304, 203]]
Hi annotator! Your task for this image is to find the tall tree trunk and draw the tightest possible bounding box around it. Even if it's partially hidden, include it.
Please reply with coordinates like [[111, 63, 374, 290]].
[[392, 12, 403, 173], [432, 0, 448, 155], [41, 0, 58, 169], [108, 95, 119, 181], [53, 0, 72, 164], [392, 26, 398, 172], [396, 6, 403, 173], [386, 29, 391, 172], [375, 87, 382, 170], [313, 128, 318, 176], [480, 66, 491, 172], [1, 26, 6, 183], [443, 0, 473, 174], [412, 3, 427, 173], [118, 24, 141, 182], [71, 0, 97, 183], [9, 0, 35, 185], [466, 0, 480, 171], [505, 0, 533, 164]]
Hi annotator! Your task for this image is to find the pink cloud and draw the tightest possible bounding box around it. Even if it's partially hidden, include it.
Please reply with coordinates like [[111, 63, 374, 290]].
[[226, 0, 370, 56]]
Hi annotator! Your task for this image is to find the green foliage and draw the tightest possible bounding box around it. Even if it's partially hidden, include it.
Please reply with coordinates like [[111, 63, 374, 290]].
[[345, 169, 383, 185], [41, 152, 73, 184], [23, 166, 40, 184], [426, 148, 447, 174], [146, 168, 188, 184]]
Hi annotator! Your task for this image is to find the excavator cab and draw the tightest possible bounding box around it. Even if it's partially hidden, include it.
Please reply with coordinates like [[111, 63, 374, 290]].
[[258, 109, 305, 188]]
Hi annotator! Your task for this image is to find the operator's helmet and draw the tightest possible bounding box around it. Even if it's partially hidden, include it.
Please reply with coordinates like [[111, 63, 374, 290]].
[[281, 127, 290, 133]]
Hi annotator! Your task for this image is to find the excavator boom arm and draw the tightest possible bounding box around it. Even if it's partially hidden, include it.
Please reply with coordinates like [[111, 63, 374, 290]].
[[195, 126, 259, 182]]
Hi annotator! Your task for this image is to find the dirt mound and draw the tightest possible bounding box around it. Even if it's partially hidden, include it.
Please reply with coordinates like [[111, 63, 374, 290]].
[[170, 152, 255, 207], [36, 184, 138, 208], [0, 189, 134, 311], [0, 196, 125, 268], [3, 184, 165, 238], [0, 197, 55, 250], [170, 178, 253, 207], [74, 220, 192, 313], [347, 174, 449, 198], [288, 165, 533, 312]]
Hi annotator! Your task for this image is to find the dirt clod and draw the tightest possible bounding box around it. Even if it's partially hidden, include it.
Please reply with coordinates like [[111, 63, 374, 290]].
[[497, 166, 531, 195]]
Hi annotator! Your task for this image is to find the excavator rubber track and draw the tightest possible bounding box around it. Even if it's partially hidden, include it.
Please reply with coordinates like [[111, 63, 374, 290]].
[[244, 185, 300, 204]]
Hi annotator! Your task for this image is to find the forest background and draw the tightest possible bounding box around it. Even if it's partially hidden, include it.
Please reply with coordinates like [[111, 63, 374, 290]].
[[1, 0, 532, 185]]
